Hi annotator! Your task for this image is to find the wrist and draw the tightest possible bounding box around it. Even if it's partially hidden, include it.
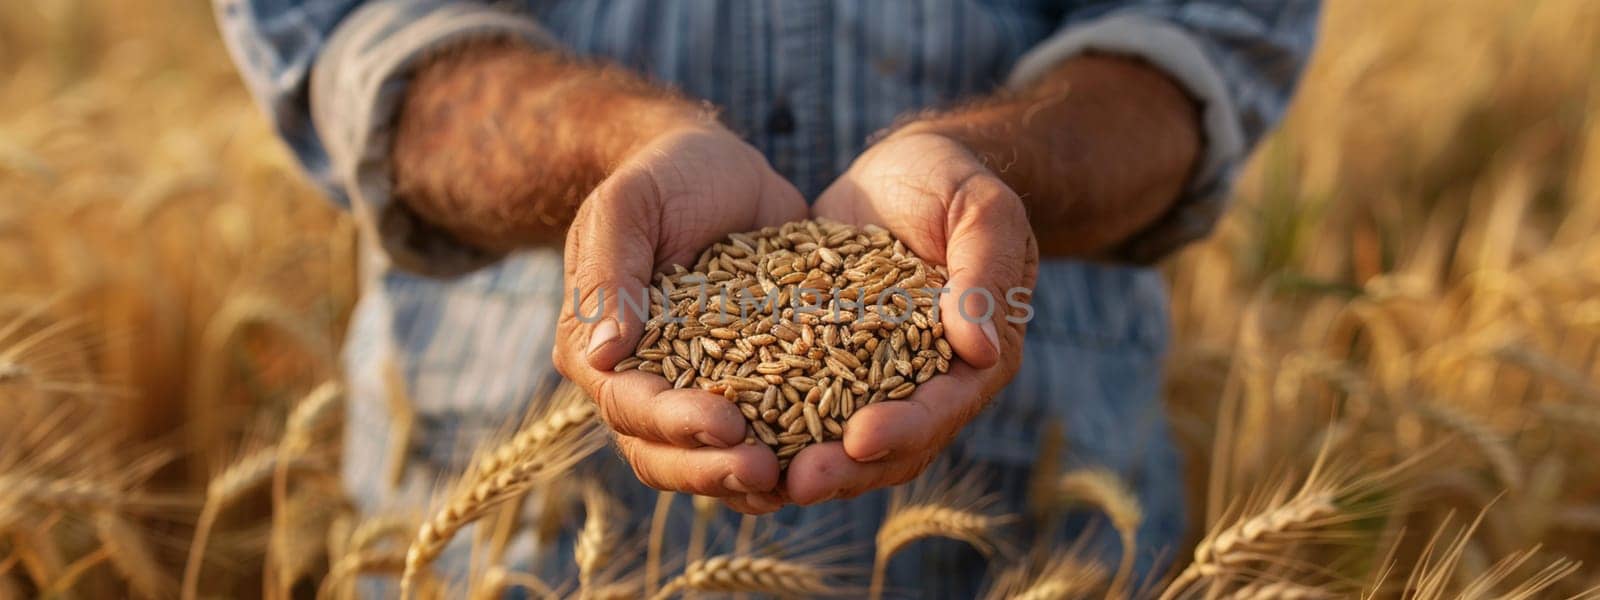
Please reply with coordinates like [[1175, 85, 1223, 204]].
[[612, 101, 726, 164]]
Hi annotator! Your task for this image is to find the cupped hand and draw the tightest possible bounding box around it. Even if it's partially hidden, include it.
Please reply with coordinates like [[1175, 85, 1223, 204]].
[[553, 122, 807, 514], [791, 131, 1039, 504]]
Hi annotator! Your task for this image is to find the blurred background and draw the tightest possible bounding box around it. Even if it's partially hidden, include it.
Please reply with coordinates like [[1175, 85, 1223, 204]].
[[2, 0, 1598, 597]]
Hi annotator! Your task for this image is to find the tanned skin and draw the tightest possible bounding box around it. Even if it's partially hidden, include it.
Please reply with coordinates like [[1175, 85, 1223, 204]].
[[388, 40, 1201, 511], [899, 55, 1201, 257], [392, 41, 713, 251]]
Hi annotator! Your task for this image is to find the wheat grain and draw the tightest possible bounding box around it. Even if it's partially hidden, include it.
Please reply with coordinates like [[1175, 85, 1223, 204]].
[[622, 220, 951, 466]]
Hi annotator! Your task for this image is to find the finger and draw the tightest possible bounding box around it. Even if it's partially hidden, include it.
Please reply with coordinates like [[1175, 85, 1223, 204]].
[[722, 492, 785, 515], [755, 175, 809, 228], [811, 178, 864, 225], [938, 174, 1035, 370], [783, 442, 929, 505], [615, 435, 780, 496], [562, 172, 661, 373], [841, 362, 987, 463], [585, 381, 748, 448]]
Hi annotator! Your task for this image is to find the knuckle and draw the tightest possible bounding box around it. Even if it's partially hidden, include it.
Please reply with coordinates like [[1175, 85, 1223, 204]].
[[621, 446, 670, 491], [592, 378, 627, 428]]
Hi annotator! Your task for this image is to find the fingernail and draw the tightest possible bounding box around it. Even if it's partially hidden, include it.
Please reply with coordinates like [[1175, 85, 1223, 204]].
[[980, 320, 1001, 356], [694, 432, 730, 448], [859, 449, 890, 462], [723, 474, 755, 493], [586, 319, 619, 357]]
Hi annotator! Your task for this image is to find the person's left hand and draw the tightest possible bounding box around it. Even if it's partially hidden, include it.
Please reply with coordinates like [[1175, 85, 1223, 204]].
[[787, 130, 1039, 504]]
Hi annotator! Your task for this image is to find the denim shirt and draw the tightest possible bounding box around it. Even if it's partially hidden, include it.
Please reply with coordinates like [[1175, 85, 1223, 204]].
[[214, 0, 1317, 591]]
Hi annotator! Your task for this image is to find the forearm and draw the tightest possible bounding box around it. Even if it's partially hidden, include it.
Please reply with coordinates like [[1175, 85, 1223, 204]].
[[392, 41, 712, 251], [900, 55, 1201, 257]]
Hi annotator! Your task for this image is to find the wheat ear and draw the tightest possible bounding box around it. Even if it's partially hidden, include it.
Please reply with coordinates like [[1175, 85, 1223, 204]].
[[0, 473, 140, 513], [322, 513, 418, 600], [1413, 402, 1524, 490], [182, 445, 326, 600], [270, 486, 342, 598], [646, 491, 675, 598], [268, 382, 345, 599], [983, 552, 1109, 600], [871, 463, 1013, 600], [400, 393, 602, 598], [319, 548, 408, 600], [575, 483, 622, 594], [1222, 580, 1337, 599], [650, 556, 838, 600], [686, 494, 719, 588], [1056, 468, 1143, 598], [1161, 443, 1412, 600], [283, 381, 343, 453]]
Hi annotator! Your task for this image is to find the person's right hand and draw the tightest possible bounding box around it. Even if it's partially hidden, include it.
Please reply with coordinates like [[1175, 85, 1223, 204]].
[[552, 120, 807, 515]]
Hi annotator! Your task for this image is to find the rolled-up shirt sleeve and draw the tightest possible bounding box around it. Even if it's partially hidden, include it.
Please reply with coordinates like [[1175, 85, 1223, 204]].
[[213, 0, 558, 276], [1009, 2, 1321, 263]]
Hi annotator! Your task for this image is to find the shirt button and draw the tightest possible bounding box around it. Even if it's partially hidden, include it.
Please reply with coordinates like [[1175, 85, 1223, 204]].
[[766, 101, 796, 135]]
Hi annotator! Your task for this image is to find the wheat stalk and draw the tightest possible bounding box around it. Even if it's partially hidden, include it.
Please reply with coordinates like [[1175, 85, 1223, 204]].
[[1056, 468, 1142, 598], [400, 390, 602, 598]]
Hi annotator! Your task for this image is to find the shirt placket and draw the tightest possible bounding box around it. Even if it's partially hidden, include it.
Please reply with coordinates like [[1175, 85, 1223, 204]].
[[766, 0, 833, 200]]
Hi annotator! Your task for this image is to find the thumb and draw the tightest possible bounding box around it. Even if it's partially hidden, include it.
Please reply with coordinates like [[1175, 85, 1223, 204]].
[[564, 175, 660, 372], [937, 175, 1034, 371]]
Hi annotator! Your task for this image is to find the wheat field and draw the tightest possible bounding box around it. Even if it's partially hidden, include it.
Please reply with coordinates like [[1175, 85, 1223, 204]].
[[3, 0, 1599, 598]]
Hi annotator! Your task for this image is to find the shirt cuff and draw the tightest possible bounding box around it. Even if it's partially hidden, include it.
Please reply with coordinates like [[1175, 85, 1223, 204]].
[[311, 1, 559, 278], [1007, 13, 1246, 263]]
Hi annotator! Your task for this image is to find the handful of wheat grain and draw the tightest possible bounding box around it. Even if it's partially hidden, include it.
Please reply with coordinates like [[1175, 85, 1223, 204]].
[[616, 219, 952, 470]]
